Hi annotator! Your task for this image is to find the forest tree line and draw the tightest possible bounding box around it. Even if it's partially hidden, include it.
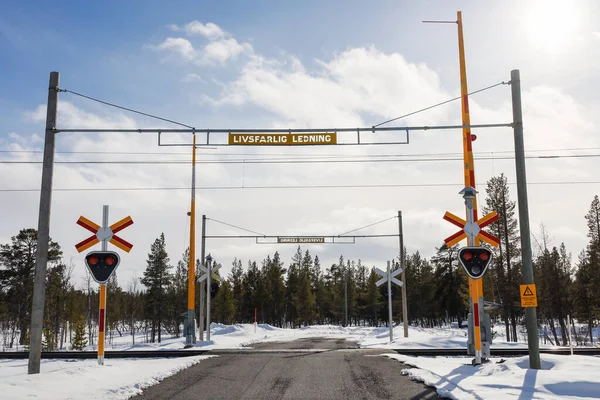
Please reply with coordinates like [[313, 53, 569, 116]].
[[1, 174, 599, 349]]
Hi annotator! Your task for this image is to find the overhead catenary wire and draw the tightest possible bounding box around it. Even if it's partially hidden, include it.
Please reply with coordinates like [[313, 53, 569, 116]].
[[59, 88, 195, 129], [373, 81, 510, 128], [3, 153, 600, 165], [3, 146, 600, 157], [337, 215, 399, 236], [1, 181, 600, 193], [206, 217, 266, 236]]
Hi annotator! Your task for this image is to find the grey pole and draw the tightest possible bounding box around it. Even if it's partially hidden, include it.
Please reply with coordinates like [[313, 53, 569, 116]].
[[206, 254, 212, 341], [344, 271, 348, 327], [28, 71, 59, 374], [102, 206, 109, 251], [399, 211, 408, 338], [198, 215, 206, 341], [511, 69, 541, 370], [387, 261, 393, 342]]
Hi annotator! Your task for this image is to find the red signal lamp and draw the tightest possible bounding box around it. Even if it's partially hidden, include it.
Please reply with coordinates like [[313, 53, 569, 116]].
[[84, 251, 121, 284], [458, 247, 493, 279]]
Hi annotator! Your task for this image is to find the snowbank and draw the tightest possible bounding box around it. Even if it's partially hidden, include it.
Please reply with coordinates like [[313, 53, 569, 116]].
[[0, 356, 213, 399], [385, 353, 600, 399]]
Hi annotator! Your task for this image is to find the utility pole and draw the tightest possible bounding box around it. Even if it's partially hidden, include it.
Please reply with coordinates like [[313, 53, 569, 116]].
[[29, 71, 59, 374], [185, 135, 197, 347], [511, 69, 541, 370], [387, 261, 393, 342], [206, 254, 212, 341], [198, 215, 206, 341], [398, 211, 408, 338], [344, 270, 348, 327]]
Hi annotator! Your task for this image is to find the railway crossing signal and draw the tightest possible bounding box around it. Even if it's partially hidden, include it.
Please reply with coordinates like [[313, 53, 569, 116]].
[[443, 210, 500, 248], [457, 247, 493, 279], [85, 251, 121, 284], [75, 215, 134, 253], [75, 206, 133, 366]]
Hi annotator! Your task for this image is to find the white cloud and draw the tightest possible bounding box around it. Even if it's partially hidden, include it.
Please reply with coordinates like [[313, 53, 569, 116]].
[[200, 38, 253, 66], [153, 21, 252, 67], [209, 47, 450, 127], [181, 73, 207, 83], [170, 21, 226, 39], [155, 37, 196, 61]]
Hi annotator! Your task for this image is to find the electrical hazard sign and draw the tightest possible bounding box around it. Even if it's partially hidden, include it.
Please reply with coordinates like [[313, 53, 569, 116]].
[[520, 284, 537, 308]]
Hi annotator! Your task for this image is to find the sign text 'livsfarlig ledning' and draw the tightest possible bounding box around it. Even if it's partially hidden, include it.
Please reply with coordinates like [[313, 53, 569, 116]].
[[229, 133, 337, 146]]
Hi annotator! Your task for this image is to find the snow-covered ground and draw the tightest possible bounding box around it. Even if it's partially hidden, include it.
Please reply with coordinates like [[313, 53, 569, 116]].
[[0, 356, 214, 400], [82, 322, 541, 351], [386, 353, 600, 400], [1, 323, 599, 399]]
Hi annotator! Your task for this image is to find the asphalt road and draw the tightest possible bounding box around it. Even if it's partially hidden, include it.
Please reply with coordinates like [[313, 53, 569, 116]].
[[133, 338, 438, 400]]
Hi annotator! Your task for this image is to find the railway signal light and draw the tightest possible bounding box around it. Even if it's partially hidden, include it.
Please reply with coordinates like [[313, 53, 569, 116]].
[[85, 251, 121, 284], [458, 247, 492, 279]]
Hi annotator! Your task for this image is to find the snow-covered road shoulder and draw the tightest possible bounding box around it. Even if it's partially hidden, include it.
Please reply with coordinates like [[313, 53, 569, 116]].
[[384, 353, 600, 400], [0, 356, 214, 400]]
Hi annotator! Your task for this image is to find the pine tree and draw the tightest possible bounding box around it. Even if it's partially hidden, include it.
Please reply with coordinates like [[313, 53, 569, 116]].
[[405, 251, 435, 326], [365, 268, 382, 326], [213, 280, 235, 324], [140, 233, 172, 343], [294, 269, 316, 326], [242, 261, 261, 323], [431, 244, 469, 326], [264, 252, 286, 327], [285, 248, 303, 327], [45, 262, 72, 349], [575, 195, 600, 344], [0, 228, 62, 345], [71, 316, 88, 350], [483, 173, 522, 341], [229, 258, 244, 322]]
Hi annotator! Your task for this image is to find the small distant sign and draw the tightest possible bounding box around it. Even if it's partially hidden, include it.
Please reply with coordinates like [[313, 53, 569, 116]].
[[520, 284, 537, 308], [277, 237, 325, 244], [229, 133, 337, 146]]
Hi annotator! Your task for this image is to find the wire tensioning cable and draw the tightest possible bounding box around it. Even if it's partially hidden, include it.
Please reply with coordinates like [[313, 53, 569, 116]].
[[206, 217, 266, 236], [59, 88, 195, 129], [337, 215, 398, 236], [373, 81, 510, 128]]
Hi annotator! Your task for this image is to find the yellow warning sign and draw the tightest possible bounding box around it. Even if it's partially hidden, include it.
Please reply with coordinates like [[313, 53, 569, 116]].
[[228, 133, 337, 146], [520, 284, 537, 307]]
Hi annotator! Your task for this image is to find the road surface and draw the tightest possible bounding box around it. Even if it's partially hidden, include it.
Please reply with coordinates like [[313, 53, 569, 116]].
[[133, 337, 437, 399]]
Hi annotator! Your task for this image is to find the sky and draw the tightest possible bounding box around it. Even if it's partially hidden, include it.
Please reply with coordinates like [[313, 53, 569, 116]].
[[1, 0, 600, 289]]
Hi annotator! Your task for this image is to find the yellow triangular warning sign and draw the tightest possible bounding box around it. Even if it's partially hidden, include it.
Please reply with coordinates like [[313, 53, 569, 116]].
[[523, 286, 534, 296]]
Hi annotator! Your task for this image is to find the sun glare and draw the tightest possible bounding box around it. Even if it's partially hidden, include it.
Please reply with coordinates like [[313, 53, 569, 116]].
[[525, 0, 579, 52]]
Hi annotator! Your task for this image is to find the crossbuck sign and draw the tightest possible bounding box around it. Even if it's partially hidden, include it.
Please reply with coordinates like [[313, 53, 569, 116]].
[[376, 261, 403, 342]]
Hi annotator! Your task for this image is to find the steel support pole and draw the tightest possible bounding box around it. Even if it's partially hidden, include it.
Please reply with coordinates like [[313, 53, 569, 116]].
[[206, 257, 212, 341], [28, 71, 59, 374], [344, 272, 348, 327], [398, 211, 408, 338], [511, 69, 541, 370], [387, 261, 393, 342], [98, 205, 109, 365], [199, 215, 206, 341]]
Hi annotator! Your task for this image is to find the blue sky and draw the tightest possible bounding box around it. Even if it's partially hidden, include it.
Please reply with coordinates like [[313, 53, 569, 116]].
[[1, 0, 600, 286]]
